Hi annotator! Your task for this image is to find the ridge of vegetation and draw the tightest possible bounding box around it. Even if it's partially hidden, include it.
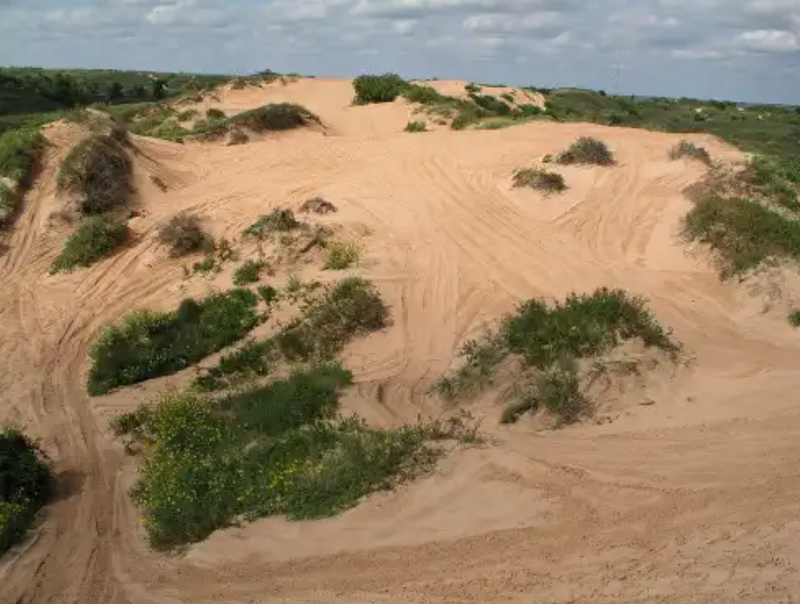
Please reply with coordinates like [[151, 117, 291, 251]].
[[433, 288, 681, 425], [87, 288, 263, 395]]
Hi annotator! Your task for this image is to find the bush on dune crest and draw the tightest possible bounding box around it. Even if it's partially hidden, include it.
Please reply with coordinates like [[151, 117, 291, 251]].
[[556, 137, 616, 166], [57, 134, 133, 215], [230, 103, 319, 132]]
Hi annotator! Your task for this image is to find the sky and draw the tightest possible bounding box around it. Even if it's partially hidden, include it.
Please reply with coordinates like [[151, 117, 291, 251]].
[[1, 0, 799, 104]]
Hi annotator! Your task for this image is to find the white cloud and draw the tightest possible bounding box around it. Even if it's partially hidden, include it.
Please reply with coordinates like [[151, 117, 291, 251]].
[[736, 29, 800, 52], [463, 12, 561, 34]]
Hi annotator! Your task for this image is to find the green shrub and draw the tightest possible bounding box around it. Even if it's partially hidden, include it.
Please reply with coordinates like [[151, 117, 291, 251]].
[[177, 109, 199, 121], [87, 288, 261, 395], [0, 127, 46, 189], [512, 167, 567, 193], [469, 93, 512, 116], [0, 427, 52, 555], [230, 104, 319, 132], [434, 288, 679, 424], [402, 84, 443, 105], [206, 108, 226, 120], [556, 137, 616, 166], [233, 259, 265, 285], [789, 309, 800, 327], [50, 215, 129, 273], [405, 121, 427, 133], [353, 73, 408, 104], [465, 83, 481, 94], [244, 209, 301, 238], [276, 277, 389, 361], [742, 156, 799, 211], [257, 285, 279, 305], [323, 240, 361, 270], [158, 212, 209, 257], [669, 140, 712, 165], [501, 92, 515, 103], [57, 134, 132, 215]]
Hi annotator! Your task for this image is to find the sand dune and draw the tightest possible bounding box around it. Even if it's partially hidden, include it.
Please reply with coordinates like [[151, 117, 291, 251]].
[[2, 78, 800, 604]]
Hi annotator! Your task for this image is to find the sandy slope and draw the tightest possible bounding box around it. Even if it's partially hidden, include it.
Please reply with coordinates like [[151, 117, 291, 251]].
[[2, 78, 800, 604]]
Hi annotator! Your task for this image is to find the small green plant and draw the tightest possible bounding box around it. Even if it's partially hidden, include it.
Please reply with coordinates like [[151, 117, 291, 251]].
[[244, 209, 301, 238], [405, 121, 427, 133], [233, 259, 266, 285], [402, 84, 443, 105], [0, 427, 52, 555], [0, 182, 17, 225], [512, 167, 567, 193], [177, 109, 199, 121], [669, 140, 712, 165], [158, 212, 210, 257], [206, 108, 226, 120], [323, 240, 361, 270], [257, 285, 279, 305], [192, 339, 274, 392], [353, 73, 408, 104], [556, 137, 616, 166], [87, 288, 261, 395], [50, 215, 129, 273], [57, 134, 132, 215], [465, 83, 481, 94], [789, 309, 800, 327], [535, 361, 587, 425], [501, 92, 515, 103]]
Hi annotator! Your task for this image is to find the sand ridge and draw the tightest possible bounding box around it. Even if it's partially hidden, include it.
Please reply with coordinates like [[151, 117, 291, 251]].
[[2, 77, 800, 604]]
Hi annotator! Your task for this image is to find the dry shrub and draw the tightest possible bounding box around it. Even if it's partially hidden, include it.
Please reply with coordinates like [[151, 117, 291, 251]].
[[158, 212, 210, 257]]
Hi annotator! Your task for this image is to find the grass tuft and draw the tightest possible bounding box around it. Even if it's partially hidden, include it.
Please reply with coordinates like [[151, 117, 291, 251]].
[[244, 209, 301, 238], [230, 103, 319, 132], [323, 240, 361, 270], [50, 214, 129, 273], [0, 127, 46, 189], [669, 140, 712, 165], [512, 167, 567, 193], [789, 309, 800, 327], [233, 259, 266, 285], [405, 121, 427, 133], [353, 74, 408, 104]]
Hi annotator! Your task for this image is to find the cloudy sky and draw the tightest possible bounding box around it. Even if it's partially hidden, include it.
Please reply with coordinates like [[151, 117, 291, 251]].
[[1, 0, 799, 104]]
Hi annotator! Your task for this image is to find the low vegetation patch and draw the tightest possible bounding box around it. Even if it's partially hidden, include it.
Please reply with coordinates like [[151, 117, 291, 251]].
[[433, 288, 680, 425], [682, 158, 800, 276], [50, 214, 129, 273], [113, 364, 473, 550], [230, 103, 319, 132], [512, 167, 567, 194], [206, 108, 226, 120], [227, 130, 249, 145], [669, 140, 712, 165], [275, 277, 389, 361], [0, 126, 46, 189], [158, 212, 210, 257], [244, 208, 301, 238], [0, 427, 52, 556], [405, 121, 427, 133], [57, 134, 133, 215], [789, 309, 800, 327], [233, 258, 266, 285], [0, 182, 17, 226], [88, 288, 262, 395], [556, 137, 616, 166], [323, 239, 361, 270]]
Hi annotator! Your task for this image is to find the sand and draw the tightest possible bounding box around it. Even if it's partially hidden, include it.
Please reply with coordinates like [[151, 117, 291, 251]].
[[2, 78, 800, 604]]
